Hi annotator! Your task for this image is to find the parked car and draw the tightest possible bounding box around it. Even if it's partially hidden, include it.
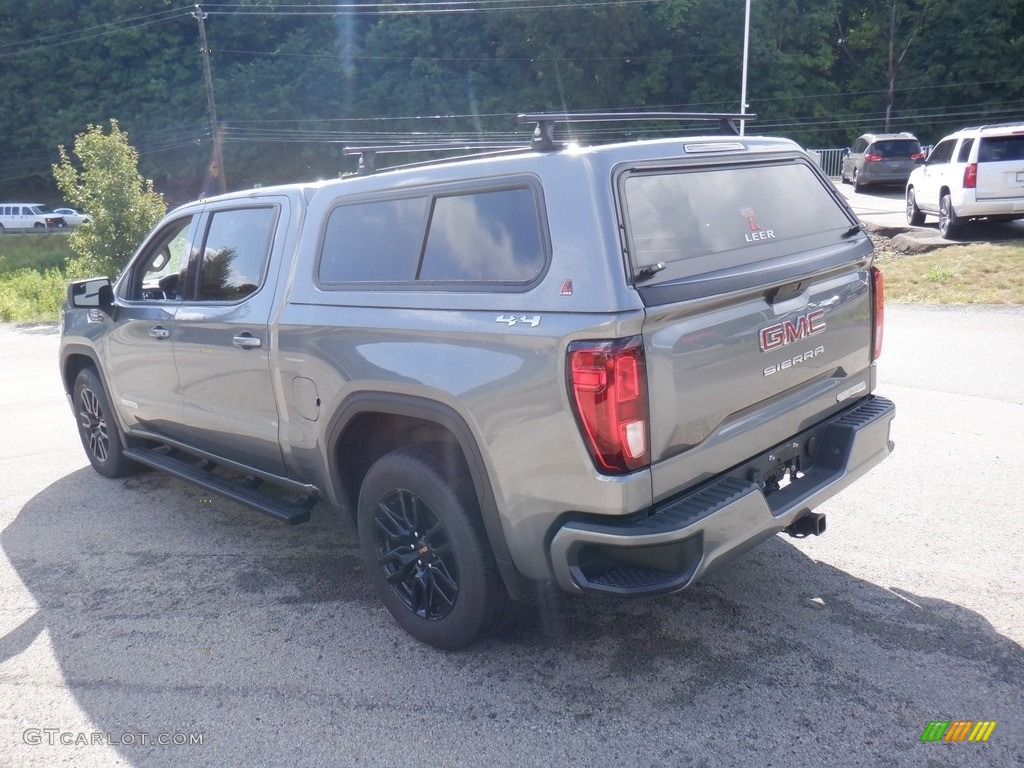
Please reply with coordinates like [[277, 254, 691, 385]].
[[0, 203, 66, 232], [60, 111, 894, 649], [840, 132, 925, 191], [54, 207, 92, 226], [906, 122, 1024, 238]]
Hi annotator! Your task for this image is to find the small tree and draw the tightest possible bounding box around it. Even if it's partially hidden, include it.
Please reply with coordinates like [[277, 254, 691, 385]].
[[53, 120, 166, 279]]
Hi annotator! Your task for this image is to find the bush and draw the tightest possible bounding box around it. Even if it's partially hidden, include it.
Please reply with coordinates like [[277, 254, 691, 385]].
[[53, 119, 165, 279]]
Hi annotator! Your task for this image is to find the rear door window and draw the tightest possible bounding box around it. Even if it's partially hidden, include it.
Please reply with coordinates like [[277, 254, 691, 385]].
[[621, 160, 853, 285], [927, 140, 956, 165], [193, 207, 277, 302]]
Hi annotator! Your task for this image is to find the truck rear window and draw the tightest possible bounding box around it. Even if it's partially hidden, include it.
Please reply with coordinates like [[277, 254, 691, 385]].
[[621, 161, 853, 284]]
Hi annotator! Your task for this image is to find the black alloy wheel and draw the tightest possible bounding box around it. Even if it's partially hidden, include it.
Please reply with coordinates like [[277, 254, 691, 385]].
[[357, 447, 508, 650], [73, 367, 137, 478], [371, 487, 459, 621]]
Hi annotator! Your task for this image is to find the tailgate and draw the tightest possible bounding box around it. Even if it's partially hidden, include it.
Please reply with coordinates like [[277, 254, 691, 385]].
[[976, 134, 1024, 202], [617, 155, 876, 501]]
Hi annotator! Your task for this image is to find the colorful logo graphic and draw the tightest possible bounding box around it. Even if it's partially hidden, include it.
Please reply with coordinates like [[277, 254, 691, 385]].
[[920, 721, 997, 742]]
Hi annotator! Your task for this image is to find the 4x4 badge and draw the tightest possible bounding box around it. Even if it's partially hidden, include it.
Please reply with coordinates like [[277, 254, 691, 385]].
[[497, 315, 541, 328]]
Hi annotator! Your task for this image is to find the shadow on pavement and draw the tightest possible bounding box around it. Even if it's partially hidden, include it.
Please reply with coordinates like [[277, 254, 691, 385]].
[[3, 467, 1022, 767]]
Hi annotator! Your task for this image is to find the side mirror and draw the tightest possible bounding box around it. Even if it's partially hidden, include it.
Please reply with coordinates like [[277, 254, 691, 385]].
[[68, 277, 113, 309]]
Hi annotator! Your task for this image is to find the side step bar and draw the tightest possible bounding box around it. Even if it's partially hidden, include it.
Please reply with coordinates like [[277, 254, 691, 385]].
[[124, 445, 316, 525]]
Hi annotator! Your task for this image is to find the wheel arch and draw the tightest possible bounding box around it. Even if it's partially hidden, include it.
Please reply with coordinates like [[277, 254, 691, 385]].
[[60, 345, 103, 395], [325, 392, 528, 599]]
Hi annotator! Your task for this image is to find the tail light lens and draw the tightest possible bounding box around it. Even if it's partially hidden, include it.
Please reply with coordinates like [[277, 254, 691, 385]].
[[871, 266, 884, 362], [864, 153, 883, 162], [568, 336, 650, 474], [963, 163, 978, 189], [911, 151, 926, 161]]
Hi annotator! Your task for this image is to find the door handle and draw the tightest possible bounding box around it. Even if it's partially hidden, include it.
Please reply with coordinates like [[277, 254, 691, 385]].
[[233, 334, 262, 350], [149, 326, 170, 339]]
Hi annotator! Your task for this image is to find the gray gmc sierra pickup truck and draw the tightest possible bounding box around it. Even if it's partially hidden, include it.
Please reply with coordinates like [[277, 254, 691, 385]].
[[60, 112, 895, 649]]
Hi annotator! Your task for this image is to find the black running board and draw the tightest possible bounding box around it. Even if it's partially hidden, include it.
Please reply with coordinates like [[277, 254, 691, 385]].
[[124, 445, 315, 524]]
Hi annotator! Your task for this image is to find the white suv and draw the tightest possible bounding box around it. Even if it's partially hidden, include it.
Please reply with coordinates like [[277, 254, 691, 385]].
[[905, 123, 1024, 238]]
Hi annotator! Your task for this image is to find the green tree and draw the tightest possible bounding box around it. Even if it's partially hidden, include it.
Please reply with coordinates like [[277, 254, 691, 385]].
[[52, 120, 167, 279]]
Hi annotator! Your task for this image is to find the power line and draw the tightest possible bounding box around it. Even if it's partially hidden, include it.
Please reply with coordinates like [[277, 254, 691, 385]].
[[0, 8, 194, 59]]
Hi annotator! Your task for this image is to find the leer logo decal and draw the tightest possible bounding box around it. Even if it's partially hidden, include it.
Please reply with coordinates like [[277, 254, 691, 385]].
[[741, 207, 776, 242]]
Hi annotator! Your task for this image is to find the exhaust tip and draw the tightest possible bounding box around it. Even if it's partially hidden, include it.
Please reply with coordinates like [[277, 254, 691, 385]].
[[785, 512, 826, 538]]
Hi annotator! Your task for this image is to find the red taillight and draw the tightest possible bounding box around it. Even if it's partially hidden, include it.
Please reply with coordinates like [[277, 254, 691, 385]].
[[871, 266, 884, 361], [911, 151, 926, 161], [963, 163, 978, 189], [864, 153, 883, 162], [568, 336, 649, 474]]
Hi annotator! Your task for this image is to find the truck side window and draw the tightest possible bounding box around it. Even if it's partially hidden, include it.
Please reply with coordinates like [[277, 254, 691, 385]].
[[926, 140, 955, 165], [194, 207, 276, 302], [319, 196, 427, 283], [125, 215, 198, 301], [418, 187, 545, 282]]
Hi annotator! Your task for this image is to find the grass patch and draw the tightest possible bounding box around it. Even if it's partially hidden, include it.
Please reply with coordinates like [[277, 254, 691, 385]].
[[0, 233, 74, 275], [0, 234, 75, 322], [0, 268, 67, 322], [876, 243, 1024, 304]]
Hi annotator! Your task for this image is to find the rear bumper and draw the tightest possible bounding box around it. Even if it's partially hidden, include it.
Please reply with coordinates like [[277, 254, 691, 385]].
[[951, 192, 1024, 220], [548, 395, 895, 596]]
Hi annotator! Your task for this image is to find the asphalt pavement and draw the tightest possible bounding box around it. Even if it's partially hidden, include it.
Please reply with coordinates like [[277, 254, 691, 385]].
[[0, 311, 1022, 768]]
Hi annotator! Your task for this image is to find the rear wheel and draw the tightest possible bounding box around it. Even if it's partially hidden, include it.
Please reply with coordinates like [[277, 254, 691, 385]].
[[938, 194, 961, 239], [357, 446, 508, 650], [73, 367, 138, 478], [906, 187, 925, 226], [853, 169, 864, 192]]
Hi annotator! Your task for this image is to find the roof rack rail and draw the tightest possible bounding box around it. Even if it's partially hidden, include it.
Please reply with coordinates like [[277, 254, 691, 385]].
[[517, 110, 757, 150], [342, 141, 525, 174], [978, 120, 1024, 132]]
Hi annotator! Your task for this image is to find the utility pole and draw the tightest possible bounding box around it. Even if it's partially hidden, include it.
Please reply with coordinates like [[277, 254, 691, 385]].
[[193, 4, 226, 194]]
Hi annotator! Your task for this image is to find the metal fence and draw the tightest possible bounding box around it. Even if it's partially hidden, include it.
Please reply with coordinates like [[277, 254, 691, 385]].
[[808, 147, 846, 178]]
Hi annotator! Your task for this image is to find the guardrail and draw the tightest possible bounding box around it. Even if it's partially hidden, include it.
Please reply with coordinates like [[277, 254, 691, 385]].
[[808, 147, 846, 178]]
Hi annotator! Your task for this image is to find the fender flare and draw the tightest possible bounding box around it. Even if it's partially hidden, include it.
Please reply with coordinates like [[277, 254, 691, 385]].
[[325, 391, 528, 599]]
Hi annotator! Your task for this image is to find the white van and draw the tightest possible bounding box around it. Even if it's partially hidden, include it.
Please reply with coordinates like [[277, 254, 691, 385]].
[[0, 203, 67, 232]]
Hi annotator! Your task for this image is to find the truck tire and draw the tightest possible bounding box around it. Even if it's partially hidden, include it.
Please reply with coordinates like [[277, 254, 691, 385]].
[[906, 187, 925, 226], [73, 367, 138, 478], [357, 446, 508, 650], [938, 193, 961, 239]]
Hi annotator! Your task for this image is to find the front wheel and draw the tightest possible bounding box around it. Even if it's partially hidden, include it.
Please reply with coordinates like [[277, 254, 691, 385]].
[[906, 187, 925, 226], [357, 446, 508, 650], [73, 367, 138, 478], [938, 194, 961, 239]]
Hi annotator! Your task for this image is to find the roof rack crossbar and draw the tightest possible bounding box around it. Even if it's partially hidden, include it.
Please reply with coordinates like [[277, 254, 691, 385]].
[[518, 110, 757, 149]]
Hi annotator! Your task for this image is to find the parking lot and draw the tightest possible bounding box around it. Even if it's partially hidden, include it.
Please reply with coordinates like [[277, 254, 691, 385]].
[[1, 304, 1022, 767]]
